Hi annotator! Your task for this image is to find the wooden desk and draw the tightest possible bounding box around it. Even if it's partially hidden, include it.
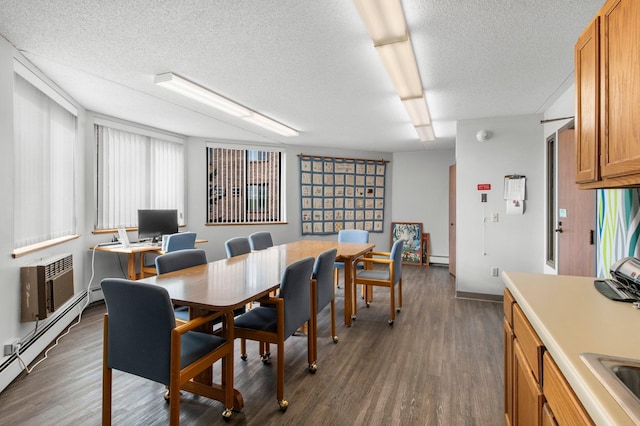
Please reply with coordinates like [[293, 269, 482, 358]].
[[92, 239, 207, 280]]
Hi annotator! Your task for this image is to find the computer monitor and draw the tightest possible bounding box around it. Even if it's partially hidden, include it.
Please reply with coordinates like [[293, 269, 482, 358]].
[[137, 209, 178, 242]]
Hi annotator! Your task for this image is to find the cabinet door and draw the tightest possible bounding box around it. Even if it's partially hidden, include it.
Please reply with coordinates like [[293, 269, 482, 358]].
[[514, 340, 543, 426], [575, 16, 600, 183], [543, 352, 594, 425], [600, 0, 640, 178], [504, 318, 515, 426]]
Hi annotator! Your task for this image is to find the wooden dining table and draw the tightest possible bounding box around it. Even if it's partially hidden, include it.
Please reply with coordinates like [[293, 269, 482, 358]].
[[135, 239, 374, 411]]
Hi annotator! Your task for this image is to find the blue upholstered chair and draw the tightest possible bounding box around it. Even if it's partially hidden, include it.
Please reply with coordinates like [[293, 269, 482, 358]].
[[161, 231, 197, 252], [155, 249, 208, 323], [311, 248, 339, 363], [224, 237, 251, 258], [234, 257, 316, 412], [142, 232, 198, 277], [334, 229, 369, 288], [100, 278, 234, 424], [353, 239, 404, 325], [248, 231, 274, 251]]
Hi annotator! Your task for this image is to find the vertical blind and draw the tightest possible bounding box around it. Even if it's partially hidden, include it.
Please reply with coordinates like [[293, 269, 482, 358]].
[[13, 73, 77, 249], [96, 125, 185, 229], [207, 145, 283, 224]]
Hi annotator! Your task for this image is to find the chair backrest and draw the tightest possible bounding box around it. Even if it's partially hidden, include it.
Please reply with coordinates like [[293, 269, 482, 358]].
[[101, 278, 176, 386], [249, 231, 274, 251], [313, 248, 337, 310], [279, 257, 315, 338], [225, 237, 251, 258], [338, 229, 369, 244], [162, 232, 197, 252], [155, 249, 208, 275], [390, 239, 404, 284]]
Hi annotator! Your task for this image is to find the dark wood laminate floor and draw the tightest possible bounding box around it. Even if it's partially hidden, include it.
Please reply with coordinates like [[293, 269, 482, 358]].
[[0, 265, 504, 425]]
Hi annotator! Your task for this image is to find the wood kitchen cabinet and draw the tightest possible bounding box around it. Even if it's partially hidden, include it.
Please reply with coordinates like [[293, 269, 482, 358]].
[[575, 0, 640, 188], [504, 289, 594, 425]]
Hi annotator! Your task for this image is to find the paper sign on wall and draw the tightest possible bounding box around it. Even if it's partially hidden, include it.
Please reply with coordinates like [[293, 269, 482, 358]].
[[504, 175, 526, 215]]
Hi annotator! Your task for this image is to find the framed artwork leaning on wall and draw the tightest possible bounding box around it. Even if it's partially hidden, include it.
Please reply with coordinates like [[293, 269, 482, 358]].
[[391, 222, 423, 265]]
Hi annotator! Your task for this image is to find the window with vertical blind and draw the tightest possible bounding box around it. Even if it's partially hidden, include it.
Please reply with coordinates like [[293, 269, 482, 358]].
[[206, 144, 284, 224], [95, 121, 185, 230], [13, 63, 77, 250]]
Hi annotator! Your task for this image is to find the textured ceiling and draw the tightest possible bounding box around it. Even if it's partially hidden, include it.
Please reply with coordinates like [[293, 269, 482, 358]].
[[0, 0, 603, 152]]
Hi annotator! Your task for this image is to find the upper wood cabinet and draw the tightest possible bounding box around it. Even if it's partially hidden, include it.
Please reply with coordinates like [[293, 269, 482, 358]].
[[575, 0, 640, 188]]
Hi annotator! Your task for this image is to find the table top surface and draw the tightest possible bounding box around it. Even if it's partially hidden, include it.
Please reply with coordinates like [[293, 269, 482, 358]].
[[136, 240, 375, 311], [92, 239, 208, 253]]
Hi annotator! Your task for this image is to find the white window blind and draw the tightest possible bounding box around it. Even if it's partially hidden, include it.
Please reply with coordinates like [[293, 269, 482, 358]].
[[13, 72, 77, 249], [96, 124, 185, 229], [207, 145, 284, 224]]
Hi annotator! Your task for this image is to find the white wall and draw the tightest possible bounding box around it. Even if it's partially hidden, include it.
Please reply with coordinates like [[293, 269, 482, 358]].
[[0, 38, 90, 382], [391, 149, 455, 263], [184, 138, 394, 261], [456, 114, 545, 296]]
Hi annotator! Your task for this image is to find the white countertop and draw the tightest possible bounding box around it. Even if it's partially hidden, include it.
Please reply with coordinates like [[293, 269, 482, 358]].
[[502, 271, 640, 426]]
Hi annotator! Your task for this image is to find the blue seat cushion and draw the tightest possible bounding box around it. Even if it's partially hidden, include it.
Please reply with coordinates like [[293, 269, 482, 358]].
[[180, 332, 226, 369], [334, 261, 364, 270], [234, 306, 278, 333], [356, 270, 390, 281]]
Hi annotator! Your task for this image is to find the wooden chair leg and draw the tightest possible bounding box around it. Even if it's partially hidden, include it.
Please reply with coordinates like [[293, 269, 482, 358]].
[[389, 283, 395, 324], [330, 298, 338, 343], [398, 278, 403, 310]]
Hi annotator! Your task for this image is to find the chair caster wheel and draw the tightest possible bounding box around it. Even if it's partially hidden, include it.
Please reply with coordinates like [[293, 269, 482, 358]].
[[261, 352, 271, 364], [388, 320, 394, 326], [366, 302, 370, 308], [396, 308, 401, 313], [278, 399, 289, 412], [351, 315, 356, 320], [240, 353, 248, 361], [308, 362, 318, 373], [332, 335, 339, 343], [222, 408, 232, 421], [164, 388, 170, 402]]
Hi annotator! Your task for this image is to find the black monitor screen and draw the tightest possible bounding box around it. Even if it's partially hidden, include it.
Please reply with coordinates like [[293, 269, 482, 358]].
[[137, 209, 178, 242]]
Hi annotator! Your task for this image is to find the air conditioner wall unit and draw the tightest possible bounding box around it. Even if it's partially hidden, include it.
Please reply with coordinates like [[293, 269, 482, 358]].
[[21, 253, 74, 322]]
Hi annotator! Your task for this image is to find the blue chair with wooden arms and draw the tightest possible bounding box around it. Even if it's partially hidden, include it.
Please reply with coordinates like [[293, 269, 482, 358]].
[[334, 229, 369, 288], [142, 232, 198, 277], [353, 239, 404, 325], [310, 248, 339, 366], [248, 231, 274, 250], [224, 237, 251, 258], [234, 257, 316, 412], [100, 278, 234, 424]]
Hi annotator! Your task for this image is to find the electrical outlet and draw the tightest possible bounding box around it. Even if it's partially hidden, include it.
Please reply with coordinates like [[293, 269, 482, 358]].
[[492, 213, 499, 222], [3, 338, 21, 356], [491, 267, 499, 277]]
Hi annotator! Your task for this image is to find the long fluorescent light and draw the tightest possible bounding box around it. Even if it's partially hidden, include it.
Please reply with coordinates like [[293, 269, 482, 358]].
[[375, 39, 423, 99], [402, 96, 431, 126], [154, 72, 298, 137], [416, 125, 435, 142], [243, 112, 299, 137], [353, 0, 407, 44], [354, 0, 437, 142], [154, 73, 251, 117]]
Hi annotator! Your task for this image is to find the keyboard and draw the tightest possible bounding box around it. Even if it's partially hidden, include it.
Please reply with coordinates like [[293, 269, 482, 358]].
[[594, 279, 637, 302]]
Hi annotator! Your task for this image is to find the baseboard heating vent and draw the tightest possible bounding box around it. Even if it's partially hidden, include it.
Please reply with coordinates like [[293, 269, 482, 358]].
[[21, 253, 74, 322]]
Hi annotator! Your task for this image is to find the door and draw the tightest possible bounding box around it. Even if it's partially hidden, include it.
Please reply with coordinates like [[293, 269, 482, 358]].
[[449, 164, 456, 276], [557, 122, 596, 276]]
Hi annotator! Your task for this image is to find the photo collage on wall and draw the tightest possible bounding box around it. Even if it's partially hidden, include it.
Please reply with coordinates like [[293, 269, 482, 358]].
[[299, 154, 386, 235]]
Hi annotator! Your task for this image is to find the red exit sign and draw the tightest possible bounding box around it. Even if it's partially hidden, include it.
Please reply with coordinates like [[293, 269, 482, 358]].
[[477, 184, 491, 191]]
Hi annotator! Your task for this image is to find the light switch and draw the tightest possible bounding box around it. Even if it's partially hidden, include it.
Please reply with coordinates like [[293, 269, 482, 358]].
[[491, 213, 499, 222]]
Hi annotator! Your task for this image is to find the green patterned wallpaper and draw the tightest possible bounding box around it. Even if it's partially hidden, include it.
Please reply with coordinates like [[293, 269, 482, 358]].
[[597, 189, 640, 277]]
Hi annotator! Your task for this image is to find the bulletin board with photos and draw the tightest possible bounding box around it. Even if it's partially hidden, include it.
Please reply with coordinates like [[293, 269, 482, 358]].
[[299, 154, 387, 235]]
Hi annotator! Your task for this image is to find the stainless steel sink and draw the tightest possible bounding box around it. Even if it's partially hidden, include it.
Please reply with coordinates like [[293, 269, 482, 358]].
[[580, 352, 640, 424]]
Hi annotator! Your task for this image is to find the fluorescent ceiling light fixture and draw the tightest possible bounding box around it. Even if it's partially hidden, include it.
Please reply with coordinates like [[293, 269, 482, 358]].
[[155, 72, 298, 137], [155, 73, 251, 117], [353, 0, 407, 44], [415, 125, 435, 142], [375, 39, 423, 100], [402, 96, 431, 126], [243, 113, 299, 137]]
